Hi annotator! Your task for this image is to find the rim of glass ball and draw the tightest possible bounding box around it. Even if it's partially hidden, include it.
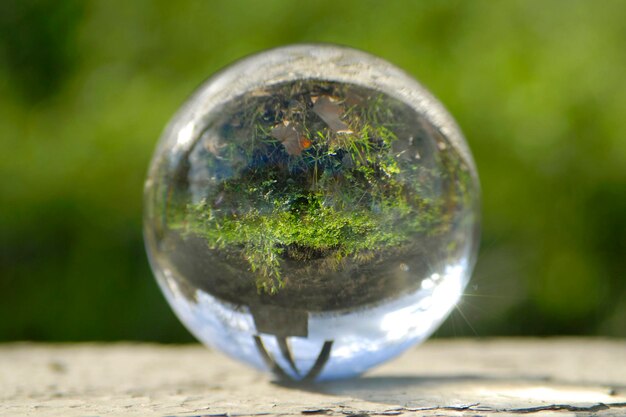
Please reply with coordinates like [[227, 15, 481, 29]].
[[155, 43, 477, 177]]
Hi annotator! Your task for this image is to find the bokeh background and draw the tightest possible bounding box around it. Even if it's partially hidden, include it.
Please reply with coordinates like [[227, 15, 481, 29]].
[[1, 0, 625, 342]]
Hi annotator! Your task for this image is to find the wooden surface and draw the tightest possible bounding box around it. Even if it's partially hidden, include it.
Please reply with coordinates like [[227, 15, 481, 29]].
[[1, 338, 625, 417]]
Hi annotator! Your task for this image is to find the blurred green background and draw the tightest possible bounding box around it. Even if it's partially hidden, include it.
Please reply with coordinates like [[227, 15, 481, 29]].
[[1, 0, 625, 342]]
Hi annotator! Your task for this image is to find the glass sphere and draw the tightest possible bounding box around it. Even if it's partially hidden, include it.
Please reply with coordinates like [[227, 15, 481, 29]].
[[144, 44, 480, 381]]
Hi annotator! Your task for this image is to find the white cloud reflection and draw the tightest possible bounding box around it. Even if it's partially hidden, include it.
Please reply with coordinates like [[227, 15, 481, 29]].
[[160, 260, 468, 380]]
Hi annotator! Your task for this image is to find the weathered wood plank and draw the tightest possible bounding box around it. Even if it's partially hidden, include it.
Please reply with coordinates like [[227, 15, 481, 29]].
[[1, 338, 625, 417]]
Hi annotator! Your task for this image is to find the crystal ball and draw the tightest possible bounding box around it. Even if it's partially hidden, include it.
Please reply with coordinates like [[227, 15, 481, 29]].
[[144, 44, 480, 381]]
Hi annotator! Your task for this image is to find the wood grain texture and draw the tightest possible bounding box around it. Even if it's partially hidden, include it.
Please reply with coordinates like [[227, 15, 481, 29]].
[[1, 338, 625, 417]]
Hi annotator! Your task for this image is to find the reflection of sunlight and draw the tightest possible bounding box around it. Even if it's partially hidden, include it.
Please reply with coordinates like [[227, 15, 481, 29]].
[[430, 264, 463, 318], [380, 264, 463, 342], [174, 121, 195, 151]]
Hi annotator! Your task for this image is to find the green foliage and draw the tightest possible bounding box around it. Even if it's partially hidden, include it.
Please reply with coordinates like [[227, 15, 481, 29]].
[[184, 199, 404, 294], [1, 0, 625, 340], [171, 83, 452, 294]]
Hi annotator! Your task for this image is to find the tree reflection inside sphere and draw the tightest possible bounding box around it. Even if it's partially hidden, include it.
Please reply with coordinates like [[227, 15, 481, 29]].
[[144, 44, 480, 381]]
